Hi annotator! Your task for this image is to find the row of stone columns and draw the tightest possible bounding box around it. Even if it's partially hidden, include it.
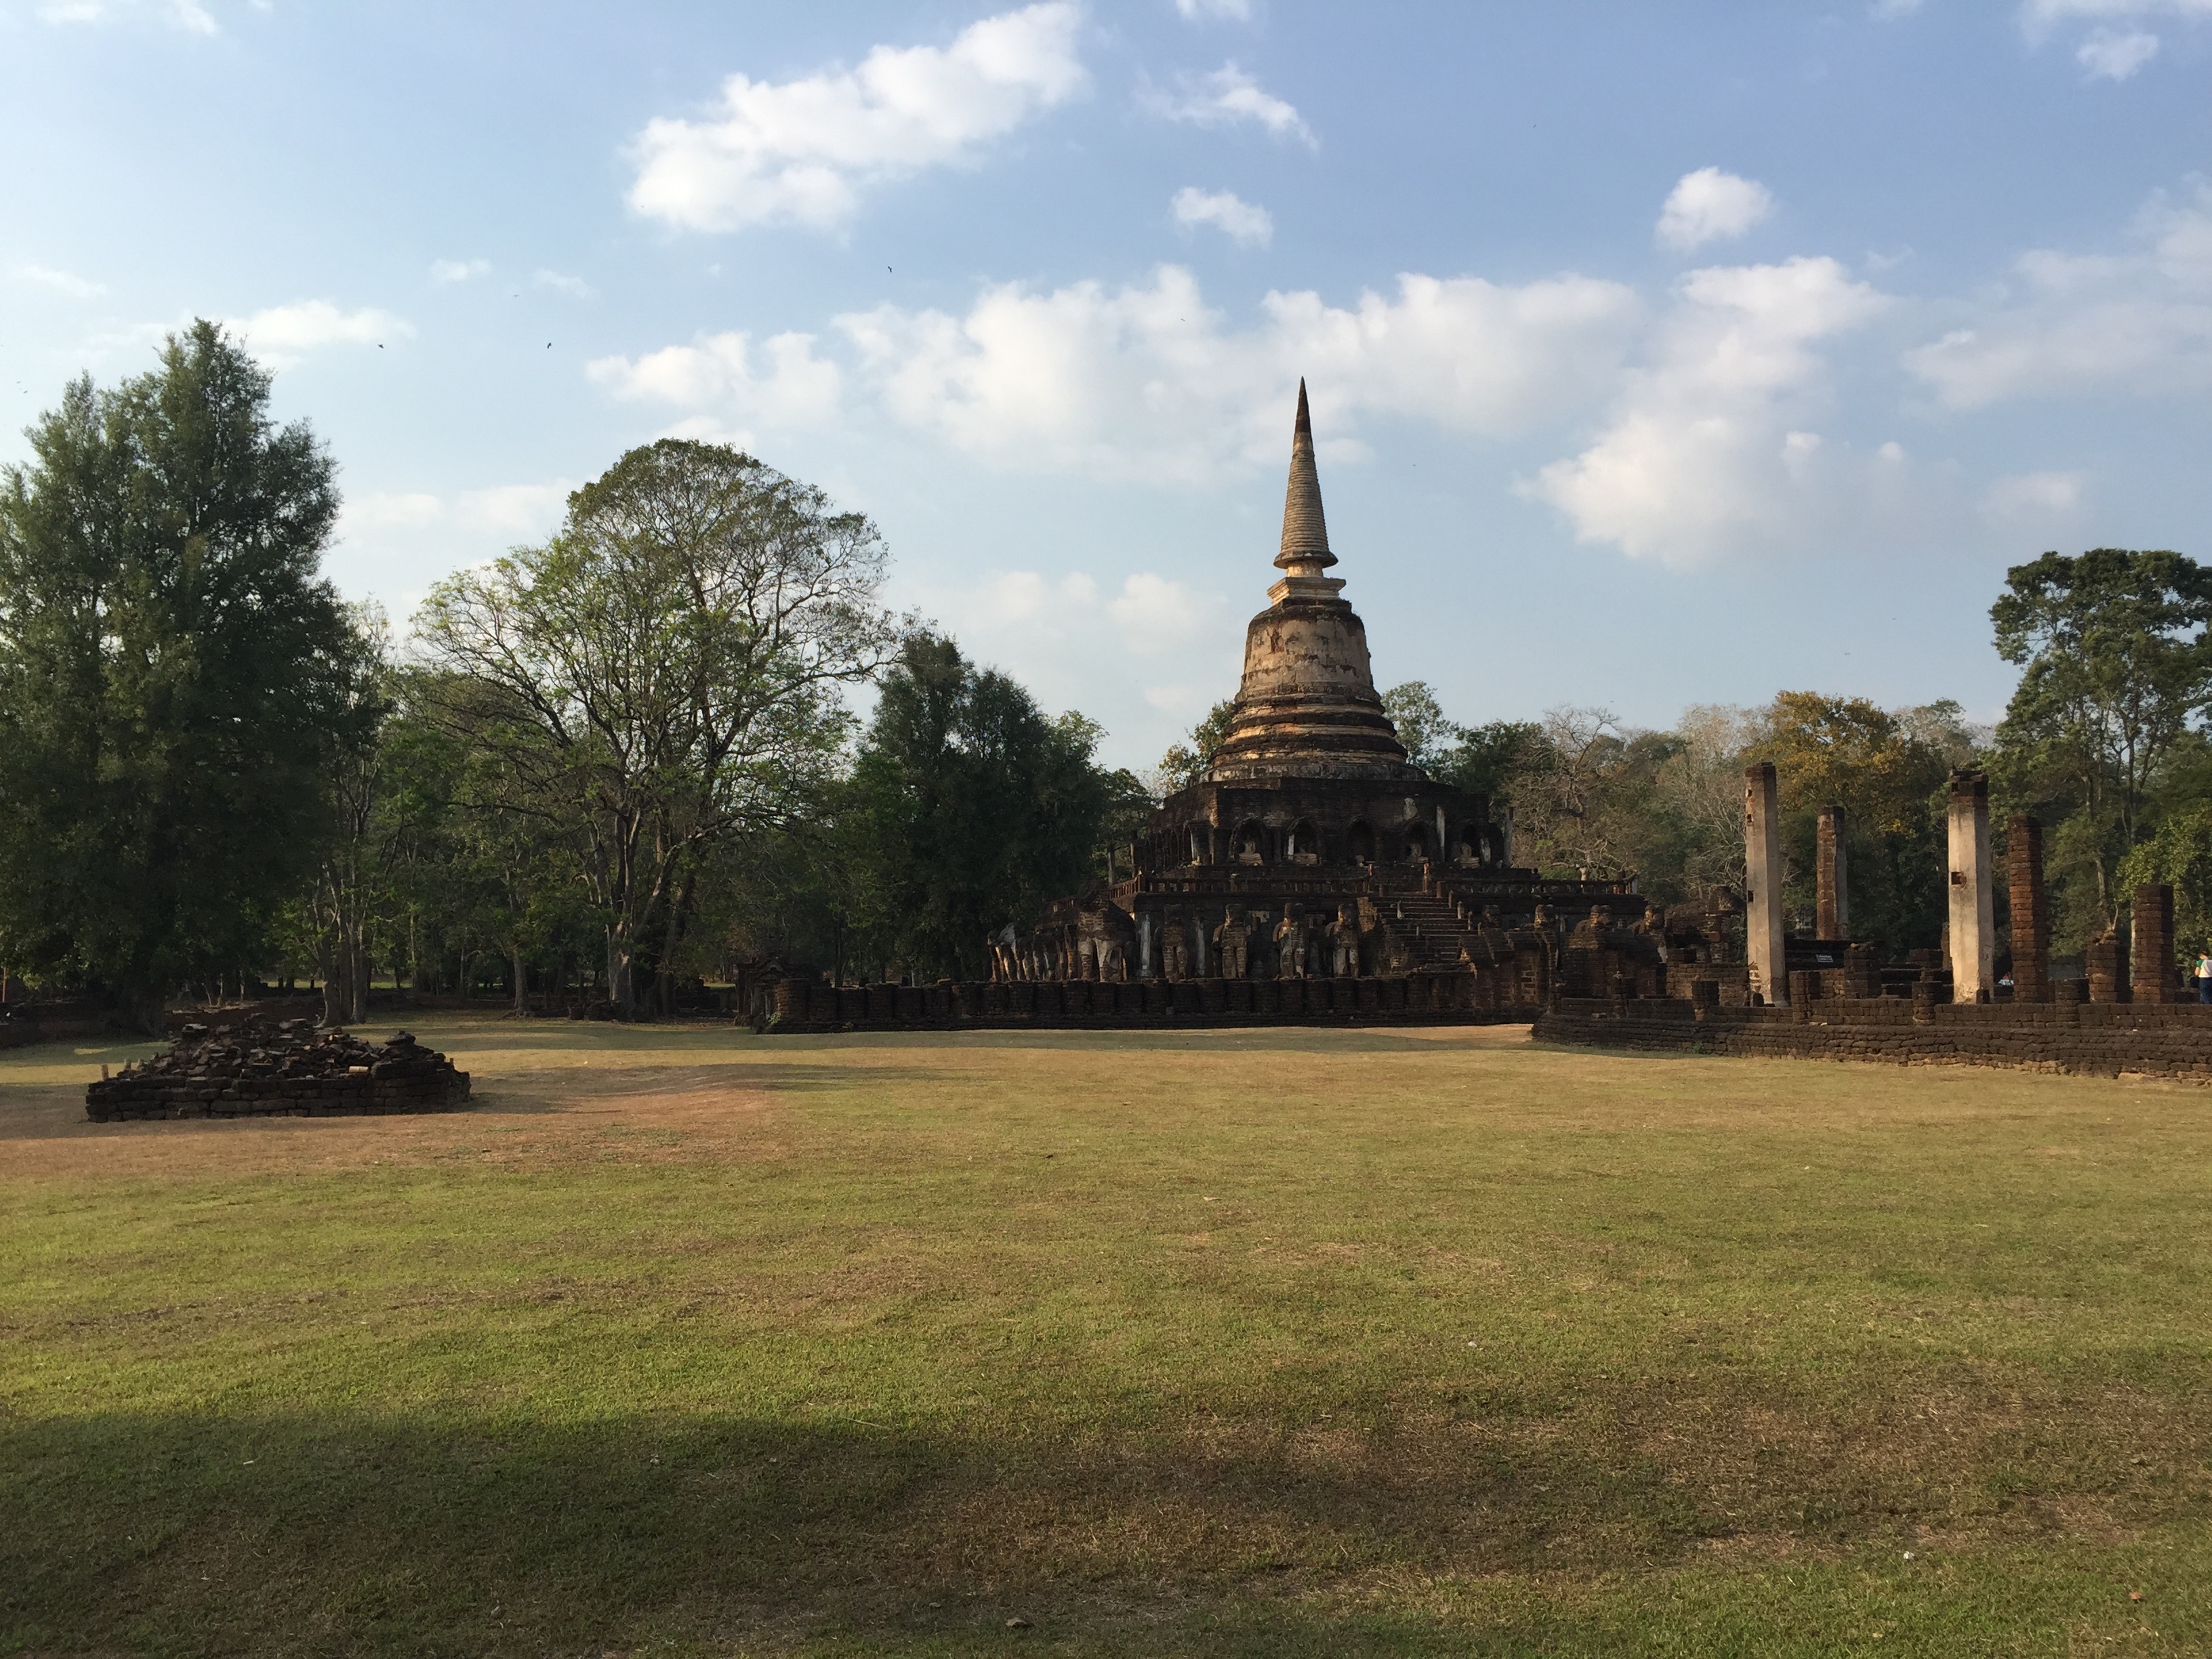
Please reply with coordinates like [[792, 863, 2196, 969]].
[[1746, 760, 2182, 1006]]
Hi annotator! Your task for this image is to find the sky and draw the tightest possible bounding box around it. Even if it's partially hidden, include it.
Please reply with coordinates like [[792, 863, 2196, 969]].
[[3, 0, 2210, 771]]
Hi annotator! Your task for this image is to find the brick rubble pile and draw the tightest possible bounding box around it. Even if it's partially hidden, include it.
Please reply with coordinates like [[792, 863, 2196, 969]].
[[86, 1018, 471, 1121]]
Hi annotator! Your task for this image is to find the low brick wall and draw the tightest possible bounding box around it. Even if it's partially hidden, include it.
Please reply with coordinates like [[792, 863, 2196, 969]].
[[766, 974, 1540, 1033], [1, 1002, 120, 1050], [85, 1060, 471, 1121], [1534, 996, 2212, 1082]]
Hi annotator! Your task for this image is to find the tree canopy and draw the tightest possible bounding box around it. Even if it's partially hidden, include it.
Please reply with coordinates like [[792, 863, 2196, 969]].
[[844, 632, 1118, 981], [413, 438, 899, 1015], [1990, 548, 2212, 943], [0, 321, 361, 1025]]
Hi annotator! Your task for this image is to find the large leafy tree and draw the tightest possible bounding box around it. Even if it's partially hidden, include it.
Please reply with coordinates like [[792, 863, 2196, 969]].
[[413, 439, 897, 1016], [0, 322, 359, 1027], [1991, 548, 2212, 937], [306, 605, 399, 1025], [1750, 692, 1969, 950], [848, 633, 1115, 981]]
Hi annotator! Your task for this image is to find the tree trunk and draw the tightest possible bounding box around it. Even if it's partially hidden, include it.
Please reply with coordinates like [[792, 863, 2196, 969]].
[[605, 928, 635, 1019], [512, 945, 528, 1017]]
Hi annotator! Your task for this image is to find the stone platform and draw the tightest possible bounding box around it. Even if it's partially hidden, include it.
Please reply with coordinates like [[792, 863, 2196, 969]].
[[1534, 996, 2212, 1083], [766, 974, 1540, 1033], [85, 1021, 472, 1122]]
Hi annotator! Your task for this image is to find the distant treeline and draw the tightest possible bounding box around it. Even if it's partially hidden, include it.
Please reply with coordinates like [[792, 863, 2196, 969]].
[[3, 325, 2208, 1027]]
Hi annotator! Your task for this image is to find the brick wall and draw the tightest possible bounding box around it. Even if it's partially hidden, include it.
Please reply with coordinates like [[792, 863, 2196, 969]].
[[85, 1061, 471, 1121], [767, 975, 1541, 1033], [1534, 996, 2212, 1082]]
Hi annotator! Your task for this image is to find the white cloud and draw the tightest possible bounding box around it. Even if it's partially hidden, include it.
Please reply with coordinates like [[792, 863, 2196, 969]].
[[831, 263, 1638, 481], [1903, 180, 2212, 407], [13, 264, 106, 298], [1655, 167, 1776, 253], [588, 330, 844, 434], [531, 269, 595, 300], [228, 300, 413, 367], [1528, 256, 1902, 565], [1141, 62, 1314, 146], [1175, 0, 1253, 18], [430, 258, 490, 284], [2076, 25, 2162, 74], [1107, 571, 1226, 655], [626, 2, 1087, 232], [1171, 185, 1272, 247], [1984, 470, 2088, 526], [37, 0, 216, 30], [2021, 0, 2212, 37], [909, 566, 1239, 748], [340, 483, 573, 541]]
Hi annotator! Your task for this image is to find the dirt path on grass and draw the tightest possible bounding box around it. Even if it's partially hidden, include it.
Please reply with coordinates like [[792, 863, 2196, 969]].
[[0, 1021, 790, 1181]]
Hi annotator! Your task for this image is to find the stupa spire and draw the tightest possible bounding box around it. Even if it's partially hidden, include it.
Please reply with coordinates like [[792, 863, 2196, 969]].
[[1274, 379, 1337, 575]]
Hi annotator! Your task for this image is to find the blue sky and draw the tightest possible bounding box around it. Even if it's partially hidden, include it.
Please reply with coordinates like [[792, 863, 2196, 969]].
[[4, 0, 2210, 769]]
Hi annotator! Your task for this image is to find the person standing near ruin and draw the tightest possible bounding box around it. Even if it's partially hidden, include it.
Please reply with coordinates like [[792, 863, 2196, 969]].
[[2196, 945, 2212, 1004]]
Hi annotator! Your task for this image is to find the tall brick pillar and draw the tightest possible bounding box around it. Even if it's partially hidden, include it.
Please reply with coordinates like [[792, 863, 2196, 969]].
[[2086, 926, 2128, 1002], [2132, 884, 2177, 1004], [1946, 769, 1994, 1004], [1744, 762, 1786, 1006], [1816, 804, 1848, 940], [2007, 815, 2049, 1004]]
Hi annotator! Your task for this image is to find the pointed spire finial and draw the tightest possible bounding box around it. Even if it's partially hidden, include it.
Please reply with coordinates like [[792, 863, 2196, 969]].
[[1275, 377, 1336, 573]]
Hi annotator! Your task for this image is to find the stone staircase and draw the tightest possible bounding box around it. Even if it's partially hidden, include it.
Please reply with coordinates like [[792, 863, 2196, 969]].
[[1374, 885, 1487, 972]]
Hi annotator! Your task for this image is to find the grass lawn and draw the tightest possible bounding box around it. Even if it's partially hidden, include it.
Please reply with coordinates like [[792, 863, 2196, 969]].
[[3, 1018, 2210, 1656]]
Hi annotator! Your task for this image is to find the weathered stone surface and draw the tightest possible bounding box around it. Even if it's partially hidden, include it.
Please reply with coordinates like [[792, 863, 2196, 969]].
[[2133, 884, 2178, 1005], [1535, 996, 2212, 1082], [2009, 815, 2049, 1004], [85, 1018, 470, 1122], [761, 972, 1538, 1033], [1208, 381, 1413, 784], [1744, 763, 1786, 1006], [1947, 769, 1994, 1004], [1816, 804, 1848, 942]]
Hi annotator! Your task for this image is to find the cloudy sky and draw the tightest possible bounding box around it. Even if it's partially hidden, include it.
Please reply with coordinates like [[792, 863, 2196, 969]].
[[4, 1, 2209, 768]]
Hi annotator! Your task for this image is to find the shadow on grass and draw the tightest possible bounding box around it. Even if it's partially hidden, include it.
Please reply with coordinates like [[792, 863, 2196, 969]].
[[5, 1406, 1718, 1657], [10, 1404, 2203, 1657]]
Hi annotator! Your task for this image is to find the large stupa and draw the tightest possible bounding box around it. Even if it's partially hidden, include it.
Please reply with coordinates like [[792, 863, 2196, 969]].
[[1009, 380, 1644, 989], [1136, 380, 1494, 874], [1204, 382, 1420, 783]]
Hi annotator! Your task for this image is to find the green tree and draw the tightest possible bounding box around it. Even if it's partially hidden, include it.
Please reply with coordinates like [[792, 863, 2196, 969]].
[[1380, 680, 1459, 772], [1990, 548, 2212, 935], [1751, 692, 1965, 951], [1431, 718, 1545, 806], [0, 322, 358, 1027], [848, 633, 1115, 981], [413, 440, 897, 1017], [2119, 806, 2212, 968], [1150, 697, 1238, 798]]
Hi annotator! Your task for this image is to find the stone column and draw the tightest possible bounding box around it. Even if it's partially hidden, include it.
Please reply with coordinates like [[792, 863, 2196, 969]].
[[2086, 927, 2127, 1002], [1743, 762, 1786, 1006], [2132, 884, 2177, 1004], [2007, 815, 2049, 1004], [1816, 804, 1848, 941], [1946, 769, 1994, 1004]]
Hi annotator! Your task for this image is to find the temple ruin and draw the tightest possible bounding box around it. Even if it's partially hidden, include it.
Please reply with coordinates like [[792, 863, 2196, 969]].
[[1000, 381, 1725, 1008], [762, 382, 2203, 1063]]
